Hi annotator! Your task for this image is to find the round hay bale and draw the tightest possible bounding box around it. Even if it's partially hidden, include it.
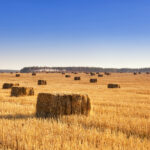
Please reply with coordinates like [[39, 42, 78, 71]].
[[105, 72, 111, 75], [16, 74, 20, 77], [65, 75, 71, 78], [11, 87, 34, 97], [36, 93, 91, 118], [108, 84, 120, 88], [90, 79, 97, 83], [38, 80, 47, 85], [3, 83, 19, 89], [32, 72, 36, 76], [74, 77, 81, 80], [90, 72, 95, 76], [98, 74, 103, 77], [133, 72, 137, 75]]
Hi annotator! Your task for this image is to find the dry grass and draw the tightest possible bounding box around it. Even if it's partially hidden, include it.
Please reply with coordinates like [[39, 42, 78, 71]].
[[0, 72, 150, 150]]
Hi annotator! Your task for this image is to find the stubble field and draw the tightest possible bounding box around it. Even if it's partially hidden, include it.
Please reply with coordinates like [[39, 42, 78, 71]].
[[0, 72, 150, 150]]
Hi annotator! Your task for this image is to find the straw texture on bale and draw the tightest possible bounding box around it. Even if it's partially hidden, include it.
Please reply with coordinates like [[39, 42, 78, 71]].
[[90, 79, 97, 83], [36, 93, 91, 117], [74, 77, 81, 80], [108, 84, 120, 88], [16, 74, 20, 77], [11, 87, 34, 97], [65, 75, 71, 78], [38, 80, 47, 85], [3, 83, 19, 89]]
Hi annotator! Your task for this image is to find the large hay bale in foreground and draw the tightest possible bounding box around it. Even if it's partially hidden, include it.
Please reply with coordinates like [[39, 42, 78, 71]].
[[90, 79, 97, 83], [11, 87, 34, 97], [74, 77, 81, 80], [108, 84, 120, 88], [16, 74, 20, 77], [3, 83, 19, 89], [36, 93, 91, 117], [38, 80, 47, 85]]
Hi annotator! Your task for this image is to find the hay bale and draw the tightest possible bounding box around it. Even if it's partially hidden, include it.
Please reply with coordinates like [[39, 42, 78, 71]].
[[108, 84, 120, 88], [16, 74, 20, 77], [98, 74, 103, 77], [146, 72, 149, 74], [105, 72, 110, 75], [90, 79, 97, 83], [3, 83, 19, 89], [62, 72, 65, 75], [133, 72, 137, 75], [65, 75, 71, 78], [32, 72, 36, 76], [38, 80, 47, 85], [11, 87, 34, 97], [90, 72, 95, 76], [74, 77, 81, 80], [36, 93, 91, 117]]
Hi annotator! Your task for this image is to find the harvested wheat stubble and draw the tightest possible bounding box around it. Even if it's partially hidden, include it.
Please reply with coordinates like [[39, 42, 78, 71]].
[[36, 93, 91, 117], [98, 74, 103, 77], [74, 77, 81, 80], [65, 75, 71, 78], [32, 72, 36, 76], [38, 80, 47, 85], [16, 74, 20, 77], [90, 79, 97, 83], [11, 87, 34, 97], [108, 84, 120, 88], [2, 83, 19, 89]]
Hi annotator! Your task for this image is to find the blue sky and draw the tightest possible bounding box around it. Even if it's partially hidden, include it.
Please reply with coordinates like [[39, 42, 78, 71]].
[[0, 0, 150, 69]]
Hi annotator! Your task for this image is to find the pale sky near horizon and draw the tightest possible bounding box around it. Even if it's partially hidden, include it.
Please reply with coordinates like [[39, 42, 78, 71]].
[[0, 0, 150, 69]]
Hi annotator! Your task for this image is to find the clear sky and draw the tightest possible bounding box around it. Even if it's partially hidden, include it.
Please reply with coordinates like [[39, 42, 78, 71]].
[[0, 0, 150, 69]]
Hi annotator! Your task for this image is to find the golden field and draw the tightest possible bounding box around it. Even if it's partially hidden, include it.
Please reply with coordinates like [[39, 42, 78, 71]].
[[0, 72, 150, 150]]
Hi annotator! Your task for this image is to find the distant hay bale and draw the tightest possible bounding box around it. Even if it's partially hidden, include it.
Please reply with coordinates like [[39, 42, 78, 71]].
[[133, 72, 137, 75], [90, 79, 97, 83], [62, 72, 65, 75], [36, 93, 91, 117], [11, 87, 34, 97], [74, 77, 81, 80], [38, 80, 47, 85], [16, 74, 20, 77], [65, 75, 71, 78], [105, 72, 111, 75], [32, 72, 36, 76], [90, 72, 95, 76], [3, 83, 19, 89], [146, 72, 149, 74], [98, 74, 103, 77], [108, 84, 120, 88]]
